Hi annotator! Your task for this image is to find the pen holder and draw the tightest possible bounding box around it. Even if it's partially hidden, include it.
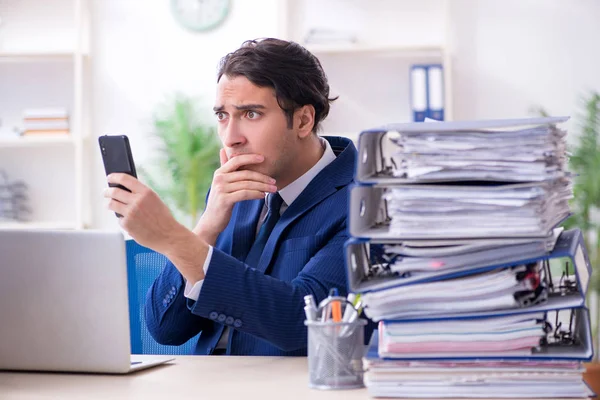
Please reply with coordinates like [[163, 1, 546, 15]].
[[305, 319, 367, 390]]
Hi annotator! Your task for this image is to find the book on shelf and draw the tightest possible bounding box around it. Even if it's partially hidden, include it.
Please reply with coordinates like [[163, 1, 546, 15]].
[[22, 108, 69, 120], [21, 107, 70, 136], [22, 129, 70, 136], [24, 120, 69, 131]]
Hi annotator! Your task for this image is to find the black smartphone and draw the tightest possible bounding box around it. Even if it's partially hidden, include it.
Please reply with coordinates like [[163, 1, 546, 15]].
[[99, 135, 137, 217]]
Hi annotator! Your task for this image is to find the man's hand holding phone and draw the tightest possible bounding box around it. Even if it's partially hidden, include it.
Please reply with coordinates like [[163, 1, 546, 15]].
[[104, 174, 210, 283], [100, 140, 276, 283], [104, 175, 183, 253], [192, 149, 278, 245]]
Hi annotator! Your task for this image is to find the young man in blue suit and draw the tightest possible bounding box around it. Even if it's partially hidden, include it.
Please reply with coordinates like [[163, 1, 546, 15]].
[[105, 38, 358, 355]]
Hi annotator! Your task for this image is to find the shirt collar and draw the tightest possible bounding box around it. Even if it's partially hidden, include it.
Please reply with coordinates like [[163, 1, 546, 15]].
[[277, 138, 337, 207]]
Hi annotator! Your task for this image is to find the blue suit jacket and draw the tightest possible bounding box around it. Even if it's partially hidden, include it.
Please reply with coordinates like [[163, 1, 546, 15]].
[[145, 137, 358, 356]]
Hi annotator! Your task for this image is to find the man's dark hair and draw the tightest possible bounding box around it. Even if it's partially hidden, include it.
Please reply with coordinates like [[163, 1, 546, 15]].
[[217, 38, 337, 134]]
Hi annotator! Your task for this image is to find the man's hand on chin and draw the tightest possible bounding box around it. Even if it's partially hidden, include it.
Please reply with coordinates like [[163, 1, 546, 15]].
[[105, 173, 208, 283], [192, 149, 276, 245]]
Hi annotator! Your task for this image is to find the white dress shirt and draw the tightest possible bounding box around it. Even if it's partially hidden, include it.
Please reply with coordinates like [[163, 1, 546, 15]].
[[183, 138, 337, 350]]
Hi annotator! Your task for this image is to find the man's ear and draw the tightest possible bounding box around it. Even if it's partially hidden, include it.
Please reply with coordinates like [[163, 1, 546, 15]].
[[295, 105, 315, 139]]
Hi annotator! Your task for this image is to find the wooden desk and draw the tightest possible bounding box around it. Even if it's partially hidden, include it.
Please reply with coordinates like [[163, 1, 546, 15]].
[[0, 356, 368, 399]]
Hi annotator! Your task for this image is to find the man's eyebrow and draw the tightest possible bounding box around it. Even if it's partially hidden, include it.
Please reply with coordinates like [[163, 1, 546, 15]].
[[234, 104, 266, 110], [212, 104, 267, 112]]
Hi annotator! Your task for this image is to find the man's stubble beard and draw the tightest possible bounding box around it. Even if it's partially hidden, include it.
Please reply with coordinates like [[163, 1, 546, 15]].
[[270, 131, 297, 184]]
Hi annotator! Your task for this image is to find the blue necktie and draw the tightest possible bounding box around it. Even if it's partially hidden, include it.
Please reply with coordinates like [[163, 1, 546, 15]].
[[245, 192, 284, 268]]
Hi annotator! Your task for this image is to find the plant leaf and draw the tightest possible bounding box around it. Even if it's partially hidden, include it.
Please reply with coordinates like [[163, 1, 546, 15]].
[[141, 93, 221, 228]]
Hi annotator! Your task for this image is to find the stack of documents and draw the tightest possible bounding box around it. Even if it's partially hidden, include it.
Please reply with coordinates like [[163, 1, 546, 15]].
[[385, 179, 572, 239], [365, 330, 591, 398], [379, 312, 549, 358], [363, 263, 547, 321], [353, 228, 589, 321], [388, 124, 567, 182], [365, 307, 594, 398], [345, 117, 595, 398]]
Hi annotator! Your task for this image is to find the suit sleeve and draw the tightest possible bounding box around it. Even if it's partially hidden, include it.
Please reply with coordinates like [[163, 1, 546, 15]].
[[144, 259, 214, 346], [189, 224, 349, 352]]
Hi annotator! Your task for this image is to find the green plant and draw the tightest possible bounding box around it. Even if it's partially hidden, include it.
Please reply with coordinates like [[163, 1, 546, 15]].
[[140, 94, 221, 228], [565, 92, 600, 289], [563, 93, 600, 359]]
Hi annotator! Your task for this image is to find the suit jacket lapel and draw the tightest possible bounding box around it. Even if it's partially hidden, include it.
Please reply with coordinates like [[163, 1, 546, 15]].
[[255, 175, 337, 273], [255, 137, 357, 273]]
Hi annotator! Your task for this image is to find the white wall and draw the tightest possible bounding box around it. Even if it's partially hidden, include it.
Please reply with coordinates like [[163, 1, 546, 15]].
[[447, 0, 600, 135], [0, 0, 75, 53], [88, 0, 600, 229], [286, 0, 446, 47], [286, 0, 448, 135], [90, 0, 281, 229]]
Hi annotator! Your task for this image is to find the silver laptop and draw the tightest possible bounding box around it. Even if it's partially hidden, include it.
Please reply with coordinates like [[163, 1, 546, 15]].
[[0, 229, 173, 373]]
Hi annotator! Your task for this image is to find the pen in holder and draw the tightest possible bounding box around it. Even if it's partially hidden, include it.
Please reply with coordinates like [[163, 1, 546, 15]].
[[304, 292, 366, 390]]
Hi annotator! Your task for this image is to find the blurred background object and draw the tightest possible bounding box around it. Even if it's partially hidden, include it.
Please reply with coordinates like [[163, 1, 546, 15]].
[[0, 170, 30, 223], [139, 94, 220, 229], [563, 93, 600, 359], [170, 0, 231, 33], [1, 0, 598, 230], [564, 93, 600, 285]]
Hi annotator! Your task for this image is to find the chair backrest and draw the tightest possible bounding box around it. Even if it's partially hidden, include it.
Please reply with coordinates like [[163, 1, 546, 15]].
[[126, 239, 199, 355]]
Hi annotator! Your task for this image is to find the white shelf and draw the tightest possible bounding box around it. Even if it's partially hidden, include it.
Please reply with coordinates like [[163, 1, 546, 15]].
[[0, 0, 91, 229], [0, 220, 79, 230], [305, 44, 445, 58], [0, 51, 85, 63], [280, 0, 453, 127], [0, 135, 75, 148]]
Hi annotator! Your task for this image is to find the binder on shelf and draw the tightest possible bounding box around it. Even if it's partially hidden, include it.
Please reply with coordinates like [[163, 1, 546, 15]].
[[410, 64, 445, 122], [426, 64, 444, 121], [371, 306, 593, 362], [409, 65, 428, 122], [344, 229, 591, 312], [354, 116, 570, 184]]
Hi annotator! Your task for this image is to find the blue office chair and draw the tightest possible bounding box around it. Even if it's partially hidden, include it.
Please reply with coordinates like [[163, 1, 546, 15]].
[[126, 239, 199, 355]]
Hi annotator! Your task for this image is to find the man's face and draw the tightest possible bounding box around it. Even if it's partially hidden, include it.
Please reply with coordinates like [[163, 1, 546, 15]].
[[214, 75, 296, 180]]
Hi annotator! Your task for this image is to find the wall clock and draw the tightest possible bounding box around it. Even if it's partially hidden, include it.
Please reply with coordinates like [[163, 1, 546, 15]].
[[170, 0, 231, 32]]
